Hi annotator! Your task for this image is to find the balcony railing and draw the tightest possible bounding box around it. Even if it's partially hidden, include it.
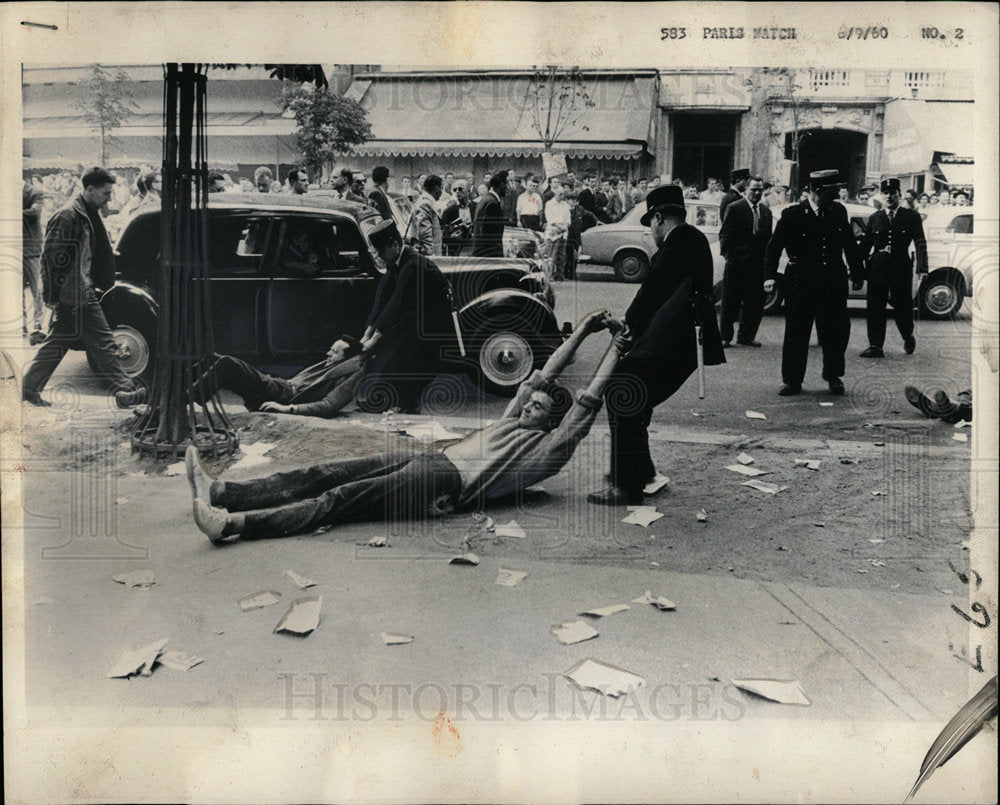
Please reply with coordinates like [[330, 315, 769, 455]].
[[767, 69, 969, 100]]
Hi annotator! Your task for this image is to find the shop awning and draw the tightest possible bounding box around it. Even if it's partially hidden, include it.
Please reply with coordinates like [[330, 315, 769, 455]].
[[882, 99, 975, 174], [936, 161, 975, 186], [350, 72, 656, 160]]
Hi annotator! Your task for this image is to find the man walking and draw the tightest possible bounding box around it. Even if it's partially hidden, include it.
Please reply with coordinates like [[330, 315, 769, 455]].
[[22, 182, 46, 345], [22, 167, 145, 408], [719, 168, 750, 222], [764, 169, 864, 396], [472, 170, 507, 257], [718, 175, 773, 347], [859, 177, 927, 358], [188, 310, 625, 543], [589, 185, 725, 505]]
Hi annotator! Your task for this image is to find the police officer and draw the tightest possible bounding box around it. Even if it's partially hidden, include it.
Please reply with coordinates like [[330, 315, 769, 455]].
[[859, 178, 927, 357], [719, 168, 750, 222], [764, 169, 864, 396]]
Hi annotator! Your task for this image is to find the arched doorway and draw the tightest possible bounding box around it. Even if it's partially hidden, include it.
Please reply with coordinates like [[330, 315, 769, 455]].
[[786, 128, 868, 195]]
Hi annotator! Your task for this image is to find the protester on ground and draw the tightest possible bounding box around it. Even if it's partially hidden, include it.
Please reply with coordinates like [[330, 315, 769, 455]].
[[188, 309, 624, 543], [904, 387, 972, 423]]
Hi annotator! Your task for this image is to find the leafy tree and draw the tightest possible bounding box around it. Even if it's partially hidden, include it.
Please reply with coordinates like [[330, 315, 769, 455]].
[[287, 86, 372, 180], [73, 64, 139, 165]]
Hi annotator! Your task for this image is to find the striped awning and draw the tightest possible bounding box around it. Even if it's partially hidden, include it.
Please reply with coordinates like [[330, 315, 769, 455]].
[[353, 140, 644, 159]]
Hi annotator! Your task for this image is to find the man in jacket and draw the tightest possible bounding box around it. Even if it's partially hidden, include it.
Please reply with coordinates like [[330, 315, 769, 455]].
[[859, 177, 927, 357], [407, 174, 443, 256], [472, 170, 507, 257], [22, 183, 46, 345], [187, 309, 625, 543], [367, 165, 393, 220], [590, 185, 726, 505], [22, 167, 144, 408], [718, 175, 773, 347], [359, 220, 451, 412], [719, 168, 750, 222], [183, 336, 365, 418], [440, 179, 476, 255], [764, 169, 865, 396]]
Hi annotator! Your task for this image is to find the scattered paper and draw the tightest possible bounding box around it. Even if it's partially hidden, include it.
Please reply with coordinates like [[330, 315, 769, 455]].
[[870, 559, 886, 567], [954, 421, 971, 428], [550, 620, 599, 645], [582, 604, 630, 618], [238, 590, 282, 611], [818, 402, 835, 407], [696, 509, 708, 522], [890, 583, 901, 589], [732, 678, 811, 706], [745, 410, 767, 420], [450, 553, 480, 566], [939, 589, 954, 595], [108, 638, 169, 678], [381, 632, 414, 645], [621, 506, 663, 527], [856, 569, 870, 574], [736, 452, 755, 465], [157, 650, 205, 671], [495, 568, 528, 587], [952, 432, 969, 443], [777, 545, 789, 551], [631, 590, 676, 610], [274, 596, 322, 635], [403, 422, 462, 443], [794, 459, 822, 471], [115, 497, 129, 506], [285, 569, 316, 589], [840, 458, 858, 465], [472, 512, 495, 531], [741, 479, 787, 495], [228, 441, 276, 472], [113, 570, 156, 588], [361, 536, 389, 547], [871, 490, 887, 497], [643, 473, 670, 494], [869, 538, 885, 545], [494, 520, 526, 539], [726, 464, 770, 477], [164, 461, 185, 477], [563, 658, 645, 698]]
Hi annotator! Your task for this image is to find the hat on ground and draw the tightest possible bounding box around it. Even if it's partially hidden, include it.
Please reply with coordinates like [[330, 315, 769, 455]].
[[880, 177, 901, 194], [730, 168, 750, 184], [640, 185, 687, 226], [809, 169, 845, 189], [368, 219, 402, 249]]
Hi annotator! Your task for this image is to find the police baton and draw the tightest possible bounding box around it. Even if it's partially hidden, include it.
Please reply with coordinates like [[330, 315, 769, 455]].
[[445, 280, 466, 357]]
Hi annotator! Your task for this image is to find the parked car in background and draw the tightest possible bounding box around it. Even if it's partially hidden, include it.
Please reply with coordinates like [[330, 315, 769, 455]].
[[709, 202, 976, 319], [94, 194, 563, 397], [578, 200, 722, 282]]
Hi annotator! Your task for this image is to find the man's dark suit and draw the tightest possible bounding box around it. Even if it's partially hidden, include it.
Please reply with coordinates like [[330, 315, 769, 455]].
[[472, 190, 505, 257], [606, 223, 725, 496], [719, 188, 742, 222], [861, 205, 927, 348], [765, 200, 864, 386], [440, 200, 476, 255], [718, 197, 773, 343], [367, 186, 392, 220]]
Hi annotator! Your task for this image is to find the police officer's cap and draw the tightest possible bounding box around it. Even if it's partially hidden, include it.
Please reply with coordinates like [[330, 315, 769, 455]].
[[880, 178, 901, 194], [730, 168, 750, 184], [368, 219, 402, 249], [809, 169, 845, 189]]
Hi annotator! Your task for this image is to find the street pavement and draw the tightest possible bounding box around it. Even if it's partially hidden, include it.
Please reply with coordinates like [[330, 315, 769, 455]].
[[4, 279, 991, 803]]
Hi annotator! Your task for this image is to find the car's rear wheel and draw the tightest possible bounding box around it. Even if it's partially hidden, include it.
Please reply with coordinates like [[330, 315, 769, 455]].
[[472, 328, 538, 397], [89, 320, 155, 387], [613, 250, 649, 283], [918, 275, 964, 319]]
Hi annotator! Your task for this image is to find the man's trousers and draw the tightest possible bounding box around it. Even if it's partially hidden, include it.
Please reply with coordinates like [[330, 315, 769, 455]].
[[720, 259, 765, 343], [213, 452, 463, 539], [780, 275, 850, 385], [865, 273, 914, 348]]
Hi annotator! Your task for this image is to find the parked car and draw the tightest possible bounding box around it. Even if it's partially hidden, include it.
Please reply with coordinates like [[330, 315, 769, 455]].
[[578, 200, 722, 282], [709, 202, 976, 319], [92, 194, 563, 397]]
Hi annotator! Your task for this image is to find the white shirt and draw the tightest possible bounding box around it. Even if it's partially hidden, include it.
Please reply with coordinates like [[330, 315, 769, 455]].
[[544, 198, 571, 240], [517, 191, 544, 218]]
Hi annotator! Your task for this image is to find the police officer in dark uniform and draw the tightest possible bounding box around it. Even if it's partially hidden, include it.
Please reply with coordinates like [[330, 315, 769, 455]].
[[764, 169, 864, 396], [859, 177, 927, 357], [719, 167, 750, 222]]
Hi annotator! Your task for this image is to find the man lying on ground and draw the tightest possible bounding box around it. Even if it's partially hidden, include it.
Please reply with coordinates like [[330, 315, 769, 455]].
[[904, 386, 972, 424], [187, 310, 624, 543], [180, 335, 365, 418]]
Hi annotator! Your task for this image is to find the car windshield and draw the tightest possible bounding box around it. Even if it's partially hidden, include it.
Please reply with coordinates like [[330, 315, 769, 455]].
[[946, 214, 973, 234]]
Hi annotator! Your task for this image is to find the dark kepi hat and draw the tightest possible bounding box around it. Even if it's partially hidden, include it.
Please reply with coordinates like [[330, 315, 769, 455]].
[[880, 177, 901, 194], [730, 168, 750, 184], [809, 169, 845, 189], [640, 185, 687, 226], [368, 219, 401, 248]]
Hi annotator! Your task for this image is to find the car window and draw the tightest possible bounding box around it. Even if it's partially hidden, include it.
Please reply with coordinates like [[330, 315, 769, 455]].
[[272, 216, 369, 277], [946, 214, 973, 234], [210, 214, 270, 275], [688, 204, 719, 229]]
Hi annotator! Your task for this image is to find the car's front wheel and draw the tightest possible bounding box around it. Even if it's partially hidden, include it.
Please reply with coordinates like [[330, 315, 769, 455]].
[[472, 328, 538, 397], [90, 319, 155, 387], [918, 274, 964, 319], [613, 250, 649, 283]]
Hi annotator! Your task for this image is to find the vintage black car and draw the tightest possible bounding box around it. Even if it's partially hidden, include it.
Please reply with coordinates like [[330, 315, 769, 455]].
[[96, 194, 562, 396]]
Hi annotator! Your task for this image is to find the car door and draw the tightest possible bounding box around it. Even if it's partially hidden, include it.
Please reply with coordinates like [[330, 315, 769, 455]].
[[206, 211, 274, 360], [263, 213, 379, 370]]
